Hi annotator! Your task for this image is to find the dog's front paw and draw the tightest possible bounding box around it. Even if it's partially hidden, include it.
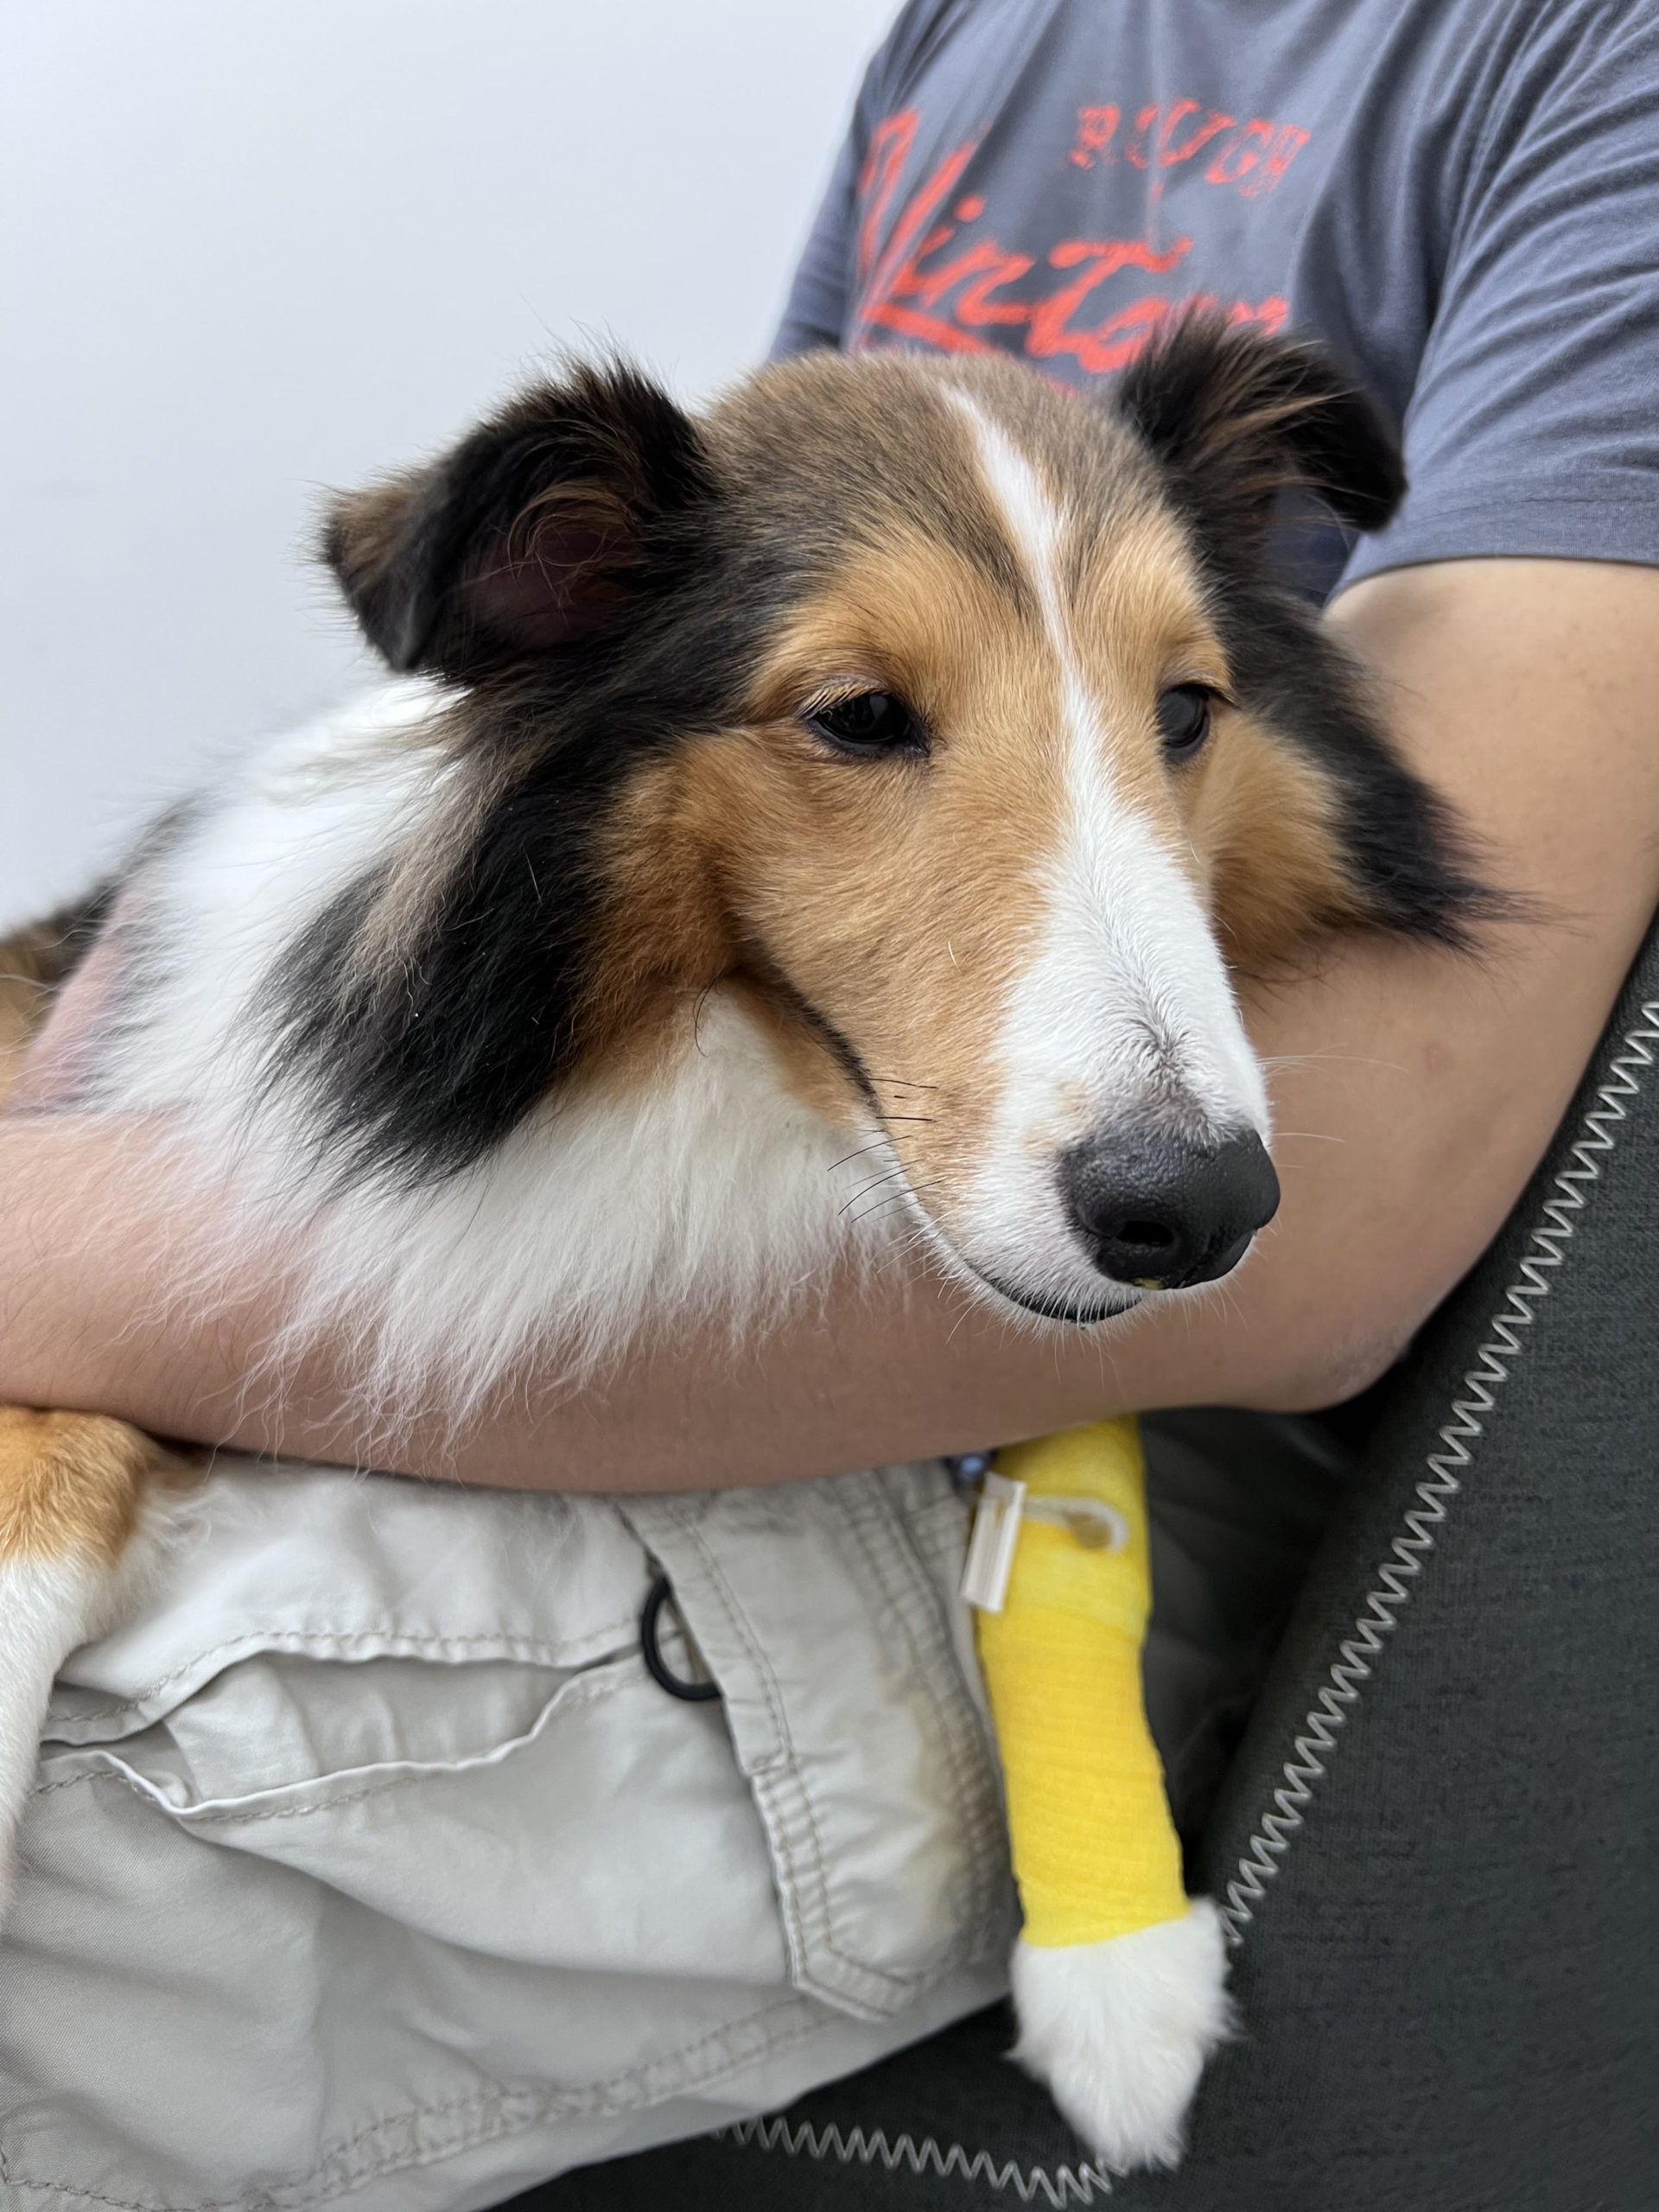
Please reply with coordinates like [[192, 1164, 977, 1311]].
[[1008, 1901, 1233, 2174]]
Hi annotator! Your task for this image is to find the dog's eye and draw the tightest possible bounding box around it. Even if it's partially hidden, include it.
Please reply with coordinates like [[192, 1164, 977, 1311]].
[[1156, 684, 1215, 760], [808, 690, 925, 756]]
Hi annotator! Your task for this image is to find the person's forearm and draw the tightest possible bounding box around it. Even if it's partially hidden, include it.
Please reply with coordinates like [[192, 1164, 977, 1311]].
[[4, 559, 1658, 1489], [0, 927, 1616, 1489]]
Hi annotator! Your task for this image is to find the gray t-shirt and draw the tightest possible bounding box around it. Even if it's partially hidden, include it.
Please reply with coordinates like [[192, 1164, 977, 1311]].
[[776, 0, 1659, 600]]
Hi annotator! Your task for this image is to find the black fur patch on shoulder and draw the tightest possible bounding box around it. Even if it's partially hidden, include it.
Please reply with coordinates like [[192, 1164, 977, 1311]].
[[266, 654, 763, 1191], [1117, 315, 1494, 944], [268, 730, 659, 1189]]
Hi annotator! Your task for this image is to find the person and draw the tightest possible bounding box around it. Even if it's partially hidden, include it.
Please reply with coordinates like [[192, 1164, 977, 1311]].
[[2, 1, 1656, 2202]]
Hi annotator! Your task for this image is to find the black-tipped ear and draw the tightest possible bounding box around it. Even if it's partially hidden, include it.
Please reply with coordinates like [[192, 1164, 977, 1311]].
[[1116, 315, 1404, 549], [322, 362, 716, 679]]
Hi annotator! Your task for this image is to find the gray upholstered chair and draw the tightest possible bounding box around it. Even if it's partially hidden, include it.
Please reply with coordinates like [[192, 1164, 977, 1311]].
[[513, 921, 1659, 2212]]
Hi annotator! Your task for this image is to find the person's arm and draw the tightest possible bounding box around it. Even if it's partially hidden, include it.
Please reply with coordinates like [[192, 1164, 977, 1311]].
[[3, 556, 1657, 1490]]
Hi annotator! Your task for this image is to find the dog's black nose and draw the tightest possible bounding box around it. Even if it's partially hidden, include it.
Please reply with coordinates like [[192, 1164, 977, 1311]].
[[1060, 1127, 1280, 1289]]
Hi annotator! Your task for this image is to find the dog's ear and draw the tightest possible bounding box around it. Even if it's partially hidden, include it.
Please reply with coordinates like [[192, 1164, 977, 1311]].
[[323, 361, 716, 680], [1116, 315, 1403, 553]]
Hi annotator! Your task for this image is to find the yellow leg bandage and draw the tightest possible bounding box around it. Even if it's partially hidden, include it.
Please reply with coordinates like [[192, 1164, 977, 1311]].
[[973, 1418, 1186, 1950]]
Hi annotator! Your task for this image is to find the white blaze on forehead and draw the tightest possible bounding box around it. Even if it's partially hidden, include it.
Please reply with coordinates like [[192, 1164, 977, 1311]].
[[944, 391, 1268, 1301]]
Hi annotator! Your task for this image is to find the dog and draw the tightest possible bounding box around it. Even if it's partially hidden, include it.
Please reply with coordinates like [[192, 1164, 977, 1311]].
[[0, 318, 1483, 2169]]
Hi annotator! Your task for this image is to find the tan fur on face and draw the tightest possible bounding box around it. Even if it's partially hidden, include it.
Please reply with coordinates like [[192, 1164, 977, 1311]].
[[588, 525, 1219, 1214], [1188, 709, 1368, 972], [598, 530, 1069, 1198], [537, 354, 1370, 1259]]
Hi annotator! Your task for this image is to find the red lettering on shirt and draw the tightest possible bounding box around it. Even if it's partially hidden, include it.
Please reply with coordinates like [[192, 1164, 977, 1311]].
[[1204, 116, 1310, 195], [1067, 105, 1122, 169], [1067, 97, 1304, 192], [957, 251, 1040, 327], [1028, 237, 1194, 370], [1248, 124, 1312, 198], [1159, 102, 1236, 167], [898, 237, 1024, 315], [849, 98, 1309, 378], [857, 134, 982, 344], [1123, 104, 1160, 169], [1227, 293, 1290, 333], [856, 111, 918, 282]]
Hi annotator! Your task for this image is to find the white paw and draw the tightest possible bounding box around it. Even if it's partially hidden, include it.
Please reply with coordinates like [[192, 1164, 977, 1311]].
[[1008, 1901, 1234, 2174], [0, 1553, 106, 1927], [0, 1522, 173, 1930]]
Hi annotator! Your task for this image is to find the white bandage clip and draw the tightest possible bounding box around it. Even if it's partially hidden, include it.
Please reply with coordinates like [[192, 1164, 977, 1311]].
[[959, 1473, 1129, 1613]]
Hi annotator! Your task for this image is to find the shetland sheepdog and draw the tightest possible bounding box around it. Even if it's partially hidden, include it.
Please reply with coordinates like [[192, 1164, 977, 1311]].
[[0, 319, 1481, 2169]]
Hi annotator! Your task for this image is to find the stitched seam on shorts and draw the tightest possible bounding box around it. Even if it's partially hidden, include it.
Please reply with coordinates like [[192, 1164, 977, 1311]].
[[672, 1505, 925, 2005], [51, 1618, 641, 1726], [31, 1664, 631, 1823], [670, 1513, 841, 1989], [0, 1997, 836, 2212], [716, 1503, 946, 1998], [836, 1478, 1006, 1968], [30, 1767, 134, 1802], [875, 1471, 1007, 1906]]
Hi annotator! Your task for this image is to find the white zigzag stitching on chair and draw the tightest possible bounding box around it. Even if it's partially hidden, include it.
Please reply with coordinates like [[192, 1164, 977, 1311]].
[[1219, 996, 1659, 1943], [717, 2114, 1113, 2202]]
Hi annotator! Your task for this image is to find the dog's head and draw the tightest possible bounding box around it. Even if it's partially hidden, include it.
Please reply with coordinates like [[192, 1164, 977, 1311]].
[[308, 322, 1479, 1323]]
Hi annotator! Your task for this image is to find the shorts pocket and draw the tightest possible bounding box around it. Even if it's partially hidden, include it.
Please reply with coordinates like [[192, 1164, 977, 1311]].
[[51, 1643, 795, 1981], [622, 1463, 1014, 2021], [43, 1458, 794, 1984]]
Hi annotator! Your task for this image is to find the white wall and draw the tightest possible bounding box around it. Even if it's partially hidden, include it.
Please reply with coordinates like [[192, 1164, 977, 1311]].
[[0, 0, 889, 927]]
